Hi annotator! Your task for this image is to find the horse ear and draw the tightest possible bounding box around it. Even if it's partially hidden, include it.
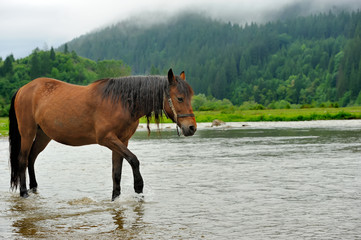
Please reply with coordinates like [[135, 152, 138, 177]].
[[180, 71, 186, 81], [168, 68, 176, 85]]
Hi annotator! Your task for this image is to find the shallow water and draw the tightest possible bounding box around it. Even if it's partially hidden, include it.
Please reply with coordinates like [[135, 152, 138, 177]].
[[1, 120, 361, 239]]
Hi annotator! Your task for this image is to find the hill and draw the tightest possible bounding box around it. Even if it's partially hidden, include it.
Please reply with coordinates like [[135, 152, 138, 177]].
[[0, 48, 130, 116], [62, 10, 361, 107]]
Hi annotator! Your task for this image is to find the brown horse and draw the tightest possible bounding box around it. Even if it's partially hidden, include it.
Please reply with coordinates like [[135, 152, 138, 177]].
[[9, 69, 196, 200]]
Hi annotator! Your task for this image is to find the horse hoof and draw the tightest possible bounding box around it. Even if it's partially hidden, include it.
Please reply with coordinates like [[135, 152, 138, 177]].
[[135, 194, 144, 202], [20, 192, 29, 198], [30, 187, 37, 193], [112, 194, 120, 201]]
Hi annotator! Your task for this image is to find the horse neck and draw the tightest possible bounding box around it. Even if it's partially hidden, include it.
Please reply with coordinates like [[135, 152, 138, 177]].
[[134, 94, 166, 121], [92, 76, 168, 120], [126, 76, 168, 120]]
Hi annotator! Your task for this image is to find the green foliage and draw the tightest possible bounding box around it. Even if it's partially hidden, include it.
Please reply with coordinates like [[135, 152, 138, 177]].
[[239, 101, 265, 110], [0, 117, 8, 136], [337, 36, 361, 100], [96, 59, 131, 79], [64, 10, 361, 108], [192, 107, 361, 123], [191, 94, 233, 111], [268, 100, 291, 109], [0, 49, 131, 117], [150, 65, 161, 75]]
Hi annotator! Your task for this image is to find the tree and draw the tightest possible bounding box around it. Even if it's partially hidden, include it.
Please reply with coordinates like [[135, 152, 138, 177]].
[[50, 47, 56, 61], [2, 55, 14, 76], [150, 65, 160, 75], [212, 68, 226, 99], [96, 59, 131, 79], [29, 50, 41, 79], [64, 44, 69, 54]]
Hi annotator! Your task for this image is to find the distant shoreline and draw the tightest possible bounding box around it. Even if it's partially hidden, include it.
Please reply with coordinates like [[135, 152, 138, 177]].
[[2, 119, 361, 138], [2, 106, 361, 136], [139, 119, 361, 132]]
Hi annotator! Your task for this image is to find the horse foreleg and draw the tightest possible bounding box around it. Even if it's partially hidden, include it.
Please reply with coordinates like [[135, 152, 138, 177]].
[[100, 135, 144, 200], [28, 128, 51, 192], [112, 151, 124, 200]]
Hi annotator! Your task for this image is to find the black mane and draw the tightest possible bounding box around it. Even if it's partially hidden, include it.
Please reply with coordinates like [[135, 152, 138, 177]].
[[95, 75, 193, 125]]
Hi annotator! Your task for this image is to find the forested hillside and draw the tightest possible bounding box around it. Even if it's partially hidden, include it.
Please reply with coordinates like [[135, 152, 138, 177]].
[[0, 48, 130, 116], [63, 10, 361, 107]]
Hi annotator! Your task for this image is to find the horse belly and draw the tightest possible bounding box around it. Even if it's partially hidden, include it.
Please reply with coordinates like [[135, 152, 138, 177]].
[[38, 115, 96, 146]]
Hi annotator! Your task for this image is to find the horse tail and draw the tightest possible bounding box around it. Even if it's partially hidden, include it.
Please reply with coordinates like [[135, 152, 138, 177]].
[[9, 90, 21, 190]]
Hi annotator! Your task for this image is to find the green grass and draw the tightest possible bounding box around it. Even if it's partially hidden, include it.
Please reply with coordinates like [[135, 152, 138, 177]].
[[139, 106, 361, 123], [2, 106, 361, 136], [194, 107, 361, 122], [0, 117, 8, 137]]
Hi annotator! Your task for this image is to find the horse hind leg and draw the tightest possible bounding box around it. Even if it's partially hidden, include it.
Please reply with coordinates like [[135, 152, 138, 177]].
[[18, 134, 36, 198], [28, 127, 51, 193]]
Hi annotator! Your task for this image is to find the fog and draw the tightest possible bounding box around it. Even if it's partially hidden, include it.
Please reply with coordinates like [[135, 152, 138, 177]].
[[201, 0, 361, 24], [1, 0, 360, 59]]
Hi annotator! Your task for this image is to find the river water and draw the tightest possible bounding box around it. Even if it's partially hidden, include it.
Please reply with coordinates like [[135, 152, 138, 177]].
[[1, 120, 361, 239]]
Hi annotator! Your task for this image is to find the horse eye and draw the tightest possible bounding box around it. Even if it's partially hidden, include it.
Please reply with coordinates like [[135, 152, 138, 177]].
[[177, 97, 184, 103]]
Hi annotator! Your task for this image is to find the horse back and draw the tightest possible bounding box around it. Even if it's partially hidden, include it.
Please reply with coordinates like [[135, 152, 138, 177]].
[[17, 78, 92, 116]]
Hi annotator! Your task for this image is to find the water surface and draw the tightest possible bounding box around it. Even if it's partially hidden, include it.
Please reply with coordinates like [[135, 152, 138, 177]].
[[1, 120, 361, 239]]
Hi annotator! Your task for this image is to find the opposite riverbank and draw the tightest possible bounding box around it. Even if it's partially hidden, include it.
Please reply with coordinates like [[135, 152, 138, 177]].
[[1, 106, 361, 136], [193, 106, 361, 122]]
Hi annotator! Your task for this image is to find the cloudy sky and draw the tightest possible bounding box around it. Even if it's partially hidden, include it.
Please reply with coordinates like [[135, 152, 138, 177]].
[[1, 0, 360, 59]]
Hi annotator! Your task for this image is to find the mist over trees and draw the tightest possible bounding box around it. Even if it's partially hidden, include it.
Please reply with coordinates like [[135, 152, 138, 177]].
[[62, 10, 361, 107]]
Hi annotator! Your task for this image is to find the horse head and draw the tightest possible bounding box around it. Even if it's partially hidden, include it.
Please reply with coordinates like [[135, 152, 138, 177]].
[[164, 69, 197, 136]]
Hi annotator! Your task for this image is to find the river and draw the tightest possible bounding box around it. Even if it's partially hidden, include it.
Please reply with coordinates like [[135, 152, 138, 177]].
[[1, 120, 361, 239]]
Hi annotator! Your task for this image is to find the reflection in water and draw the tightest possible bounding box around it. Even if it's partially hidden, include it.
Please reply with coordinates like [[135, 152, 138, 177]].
[[9, 195, 48, 238], [7, 192, 148, 239], [13, 217, 42, 237], [1, 120, 361, 239], [112, 202, 145, 237]]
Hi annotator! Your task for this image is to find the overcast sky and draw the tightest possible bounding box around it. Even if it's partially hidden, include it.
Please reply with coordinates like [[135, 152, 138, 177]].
[[1, 0, 360, 59]]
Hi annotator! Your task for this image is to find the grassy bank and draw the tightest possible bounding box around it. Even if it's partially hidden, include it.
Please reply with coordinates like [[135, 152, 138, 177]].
[[0, 118, 8, 136], [138, 106, 361, 123], [193, 107, 361, 122], [1, 106, 361, 136]]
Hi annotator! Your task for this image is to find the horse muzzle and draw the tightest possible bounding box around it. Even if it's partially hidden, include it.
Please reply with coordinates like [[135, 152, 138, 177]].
[[181, 124, 197, 136]]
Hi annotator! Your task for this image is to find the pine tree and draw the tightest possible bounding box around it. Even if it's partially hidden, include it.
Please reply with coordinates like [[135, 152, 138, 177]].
[[2, 54, 14, 76], [30, 51, 41, 79], [64, 44, 69, 54], [50, 47, 56, 61]]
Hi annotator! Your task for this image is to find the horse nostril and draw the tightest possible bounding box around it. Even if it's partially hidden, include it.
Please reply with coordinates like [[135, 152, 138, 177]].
[[189, 125, 196, 133]]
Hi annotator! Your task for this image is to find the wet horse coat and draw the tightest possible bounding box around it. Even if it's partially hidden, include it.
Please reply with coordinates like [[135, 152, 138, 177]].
[[9, 69, 196, 200]]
